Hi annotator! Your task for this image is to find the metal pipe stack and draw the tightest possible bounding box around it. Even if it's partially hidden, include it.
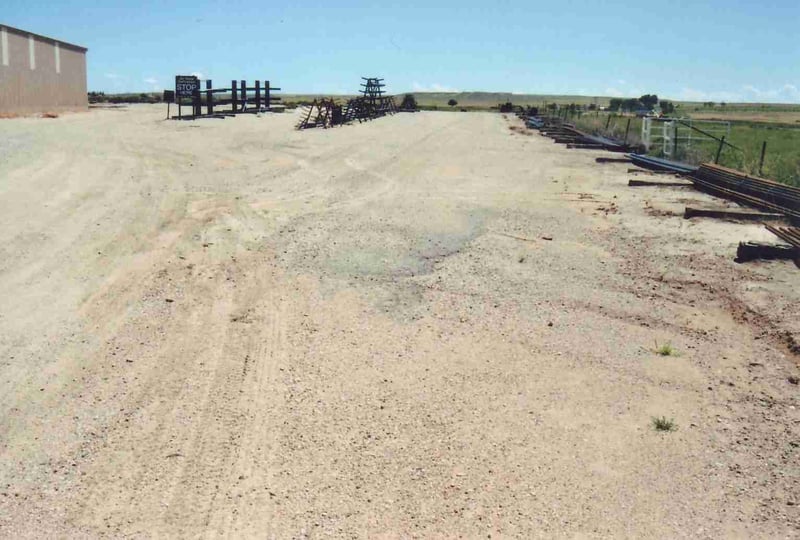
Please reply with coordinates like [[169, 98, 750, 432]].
[[766, 225, 800, 248], [691, 163, 800, 223]]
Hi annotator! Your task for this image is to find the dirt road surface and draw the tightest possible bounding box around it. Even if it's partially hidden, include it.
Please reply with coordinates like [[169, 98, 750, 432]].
[[1, 106, 798, 538]]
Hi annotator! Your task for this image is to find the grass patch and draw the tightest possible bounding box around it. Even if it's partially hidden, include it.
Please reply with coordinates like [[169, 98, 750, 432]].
[[652, 416, 677, 432], [655, 341, 676, 356]]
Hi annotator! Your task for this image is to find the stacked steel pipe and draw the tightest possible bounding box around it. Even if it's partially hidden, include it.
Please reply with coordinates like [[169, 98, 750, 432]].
[[344, 77, 397, 123], [626, 153, 698, 175], [691, 163, 800, 223], [537, 121, 630, 152], [766, 225, 800, 248]]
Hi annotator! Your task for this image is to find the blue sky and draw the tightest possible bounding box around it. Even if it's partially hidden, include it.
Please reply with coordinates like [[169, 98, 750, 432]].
[[3, 0, 799, 102]]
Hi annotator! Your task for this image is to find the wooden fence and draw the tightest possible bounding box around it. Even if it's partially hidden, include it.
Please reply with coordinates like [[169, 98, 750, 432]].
[[175, 79, 281, 118]]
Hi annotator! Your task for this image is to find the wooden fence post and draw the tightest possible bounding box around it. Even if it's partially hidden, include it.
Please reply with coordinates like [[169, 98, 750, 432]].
[[673, 123, 678, 156], [193, 88, 201, 117], [255, 80, 261, 111], [715, 136, 726, 164], [240, 80, 246, 111], [624, 118, 631, 144], [759, 141, 767, 175], [265, 80, 270, 111], [206, 79, 213, 115], [231, 80, 238, 112]]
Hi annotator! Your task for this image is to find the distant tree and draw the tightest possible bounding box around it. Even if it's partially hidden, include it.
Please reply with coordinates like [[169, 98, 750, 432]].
[[88, 91, 107, 103], [659, 100, 675, 115], [639, 94, 659, 109], [499, 101, 514, 113], [609, 98, 623, 111], [447, 99, 458, 107], [400, 94, 418, 111], [546, 103, 558, 111], [621, 98, 642, 112], [587, 103, 597, 111], [720, 102, 727, 107]]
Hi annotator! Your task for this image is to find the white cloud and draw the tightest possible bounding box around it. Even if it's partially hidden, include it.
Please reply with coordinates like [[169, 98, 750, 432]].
[[677, 87, 740, 102], [411, 82, 459, 92], [675, 84, 800, 104], [741, 84, 800, 103], [143, 77, 161, 91], [604, 85, 644, 98], [190, 71, 204, 80], [102, 72, 127, 91]]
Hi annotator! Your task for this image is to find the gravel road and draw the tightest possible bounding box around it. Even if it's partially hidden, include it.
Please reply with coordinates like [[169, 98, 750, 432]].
[[0, 105, 798, 537]]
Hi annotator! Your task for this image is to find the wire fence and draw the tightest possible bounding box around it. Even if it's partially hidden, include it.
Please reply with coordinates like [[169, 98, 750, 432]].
[[565, 111, 799, 187]]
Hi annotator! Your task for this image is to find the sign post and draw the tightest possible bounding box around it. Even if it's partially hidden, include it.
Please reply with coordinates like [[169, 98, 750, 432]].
[[175, 75, 199, 120], [163, 90, 175, 119]]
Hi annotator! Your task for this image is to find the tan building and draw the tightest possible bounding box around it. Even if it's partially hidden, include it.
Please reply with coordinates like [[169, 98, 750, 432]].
[[0, 24, 87, 115]]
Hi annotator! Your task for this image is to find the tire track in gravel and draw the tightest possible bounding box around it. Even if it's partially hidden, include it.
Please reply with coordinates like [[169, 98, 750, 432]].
[[205, 270, 290, 537]]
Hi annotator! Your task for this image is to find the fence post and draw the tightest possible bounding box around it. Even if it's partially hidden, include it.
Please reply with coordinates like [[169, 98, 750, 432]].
[[192, 88, 201, 117], [624, 118, 631, 145], [759, 141, 767, 175], [605, 114, 612, 130], [673, 123, 678, 156], [255, 80, 261, 111], [206, 79, 213, 115], [265, 80, 270, 111], [715, 136, 726, 164], [231, 80, 238, 112], [240, 80, 246, 111]]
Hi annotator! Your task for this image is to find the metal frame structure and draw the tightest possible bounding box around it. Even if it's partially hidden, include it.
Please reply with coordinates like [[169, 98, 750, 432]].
[[295, 98, 343, 129], [642, 117, 731, 158], [296, 77, 397, 130], [172, 78, 281, 119]]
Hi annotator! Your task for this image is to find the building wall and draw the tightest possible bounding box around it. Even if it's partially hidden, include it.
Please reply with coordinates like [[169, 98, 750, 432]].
[[0, 26, 87, 115]]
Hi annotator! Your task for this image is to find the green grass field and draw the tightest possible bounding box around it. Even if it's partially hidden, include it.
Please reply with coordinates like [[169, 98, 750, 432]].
[[570, 111, 800, 187]]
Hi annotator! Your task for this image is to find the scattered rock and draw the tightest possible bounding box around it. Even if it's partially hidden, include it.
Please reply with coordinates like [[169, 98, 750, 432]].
[[788, 376, 799, 385]]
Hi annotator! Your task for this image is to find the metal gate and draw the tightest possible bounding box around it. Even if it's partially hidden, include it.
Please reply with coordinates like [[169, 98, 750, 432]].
[[642, 117, 730, 158]]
